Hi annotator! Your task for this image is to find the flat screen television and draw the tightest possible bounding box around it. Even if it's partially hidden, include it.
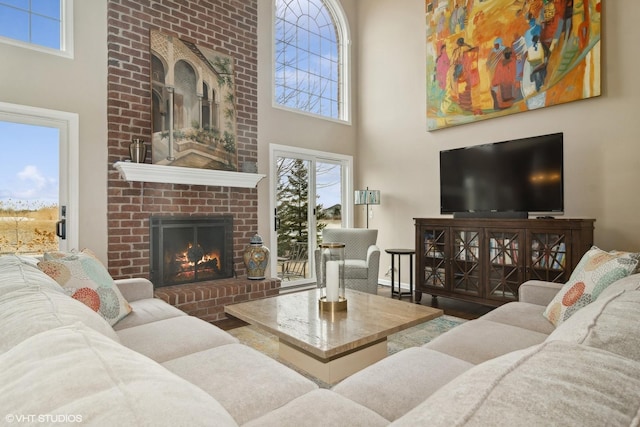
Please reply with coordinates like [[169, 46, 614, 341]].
[[440, 133, 564, 216]]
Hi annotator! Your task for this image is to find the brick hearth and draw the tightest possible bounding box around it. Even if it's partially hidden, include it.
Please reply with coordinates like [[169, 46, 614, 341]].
[[154, 278, 280, 323]]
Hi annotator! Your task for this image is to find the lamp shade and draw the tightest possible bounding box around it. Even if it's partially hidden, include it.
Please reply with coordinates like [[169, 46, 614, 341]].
[[354, 189, 380, 205]]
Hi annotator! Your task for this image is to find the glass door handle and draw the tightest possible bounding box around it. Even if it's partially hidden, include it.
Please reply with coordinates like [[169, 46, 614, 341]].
[[56, 219, 66, 240]]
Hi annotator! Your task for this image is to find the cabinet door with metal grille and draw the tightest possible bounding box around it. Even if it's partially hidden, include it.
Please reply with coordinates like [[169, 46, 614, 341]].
[[486, 229, 524, 302], [451, 228, 482, 297], [527, 231, 569, 283], [420, 227, 447, 290]]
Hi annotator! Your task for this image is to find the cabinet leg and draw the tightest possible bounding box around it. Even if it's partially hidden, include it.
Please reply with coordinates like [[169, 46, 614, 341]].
[[414, 291, 422, 303]]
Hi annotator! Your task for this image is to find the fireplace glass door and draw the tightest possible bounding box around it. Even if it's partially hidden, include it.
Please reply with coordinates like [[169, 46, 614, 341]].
[[150, 216, 233, 287]]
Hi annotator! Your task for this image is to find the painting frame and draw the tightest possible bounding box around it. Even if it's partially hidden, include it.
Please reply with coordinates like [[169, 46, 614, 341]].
[[150, 30, 238, 171], [426, 0, 602, 131]]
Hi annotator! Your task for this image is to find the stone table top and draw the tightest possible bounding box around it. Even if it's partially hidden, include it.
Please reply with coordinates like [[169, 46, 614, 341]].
[[225, 288, 443, 360]]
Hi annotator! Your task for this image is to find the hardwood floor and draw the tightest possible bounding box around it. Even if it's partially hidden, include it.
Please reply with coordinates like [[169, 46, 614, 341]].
[[215, 316, 248, 331], [376, 285, 493, 320], [214, 285, 493, 331]]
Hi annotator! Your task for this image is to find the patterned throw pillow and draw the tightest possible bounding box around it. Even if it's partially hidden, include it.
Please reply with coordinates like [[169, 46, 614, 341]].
[[38, 249, 132, 326], [543, 246, 640, 327]]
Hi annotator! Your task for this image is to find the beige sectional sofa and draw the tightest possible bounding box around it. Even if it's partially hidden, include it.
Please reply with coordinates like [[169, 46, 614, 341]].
[[1, 253, 640, 426], [334, 277, 640, 425]]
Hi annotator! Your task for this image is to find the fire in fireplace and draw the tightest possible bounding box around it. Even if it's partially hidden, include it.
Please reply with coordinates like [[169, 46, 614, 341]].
[[150, 216, 234, 287]]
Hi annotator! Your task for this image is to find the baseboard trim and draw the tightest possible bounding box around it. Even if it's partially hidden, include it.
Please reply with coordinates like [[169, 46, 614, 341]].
[[378, 280, 412, 292]]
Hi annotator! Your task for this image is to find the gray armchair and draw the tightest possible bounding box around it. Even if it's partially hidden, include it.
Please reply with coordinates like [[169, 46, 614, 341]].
[[315, 228, 381, 294]]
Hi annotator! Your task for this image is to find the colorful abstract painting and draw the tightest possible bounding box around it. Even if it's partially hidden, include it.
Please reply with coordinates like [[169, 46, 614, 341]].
[[426, 0, 601, 130]]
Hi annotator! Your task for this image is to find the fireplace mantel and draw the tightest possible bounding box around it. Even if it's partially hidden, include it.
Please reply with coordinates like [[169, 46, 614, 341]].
[[114, 161, 265, 188]]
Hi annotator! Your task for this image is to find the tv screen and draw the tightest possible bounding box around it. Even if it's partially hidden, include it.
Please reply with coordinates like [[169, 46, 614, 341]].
[[440, 133, 563, 215]]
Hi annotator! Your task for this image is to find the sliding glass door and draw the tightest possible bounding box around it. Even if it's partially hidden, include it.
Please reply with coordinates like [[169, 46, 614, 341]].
[[270, 145, 352, 287]]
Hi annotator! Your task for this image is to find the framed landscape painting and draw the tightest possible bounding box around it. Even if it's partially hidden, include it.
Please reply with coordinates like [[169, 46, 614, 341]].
[[150, 30, 238, 171], [426, 0, 602, 131]]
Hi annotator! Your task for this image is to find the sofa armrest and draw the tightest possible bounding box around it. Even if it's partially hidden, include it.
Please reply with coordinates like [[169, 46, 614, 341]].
[[518, 280, 564, 306], [114, 278, 154, 302]]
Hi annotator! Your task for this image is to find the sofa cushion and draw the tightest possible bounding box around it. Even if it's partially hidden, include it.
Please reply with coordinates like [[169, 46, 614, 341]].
[[0, 323, 238, 427], [333, 347, 473, 421], [38, 249, 132, 326], [111, 297, 187, 331], [543, 246, 640, 327], [597, 272, 640, 300], [518, 279, 564, 306], [479, 301, 554, 334], [244, 389, 389, 427], [0, 254, 64, 296], [114, 277, 155, 302], [163, 343, 318, 425], [424, 319, 548, 364], [116, 315, 238, 362], [0, 287, 119, 353], [547, 289, 640, 362], [391, 341, 640, 427]]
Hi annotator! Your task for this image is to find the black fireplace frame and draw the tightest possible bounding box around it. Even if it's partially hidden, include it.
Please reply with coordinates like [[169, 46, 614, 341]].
[[149, 215, 234, 287]]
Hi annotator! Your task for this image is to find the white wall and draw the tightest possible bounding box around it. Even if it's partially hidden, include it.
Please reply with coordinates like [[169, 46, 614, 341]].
[[355, 0, 640, 283], [0, 1, 109, 262]]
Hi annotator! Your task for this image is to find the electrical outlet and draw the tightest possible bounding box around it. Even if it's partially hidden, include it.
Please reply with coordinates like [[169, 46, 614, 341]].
[[384, 266, 396, 277]]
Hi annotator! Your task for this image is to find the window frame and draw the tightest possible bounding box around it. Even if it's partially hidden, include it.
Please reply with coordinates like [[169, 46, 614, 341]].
[[0, 0, 74, 59], [0, 101, 79, 252], [272, 0, 351, 124]]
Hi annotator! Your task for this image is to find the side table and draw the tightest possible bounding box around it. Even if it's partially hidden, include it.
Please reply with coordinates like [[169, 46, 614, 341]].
[[385, 248, 415, 301]]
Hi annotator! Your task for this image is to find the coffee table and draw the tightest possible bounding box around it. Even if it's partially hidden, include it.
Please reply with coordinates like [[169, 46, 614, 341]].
[[225, 288, 443, 384]]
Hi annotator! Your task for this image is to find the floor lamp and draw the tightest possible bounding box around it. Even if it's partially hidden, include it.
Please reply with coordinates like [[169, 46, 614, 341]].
[[354, 187, 380, 229]]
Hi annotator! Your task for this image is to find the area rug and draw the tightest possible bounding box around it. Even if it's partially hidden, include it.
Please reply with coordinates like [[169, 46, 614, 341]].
[[227, 315, 466, 388]]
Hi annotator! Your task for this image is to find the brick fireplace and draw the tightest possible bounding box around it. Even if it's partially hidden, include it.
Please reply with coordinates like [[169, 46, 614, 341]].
[[106, 0, 278, 322]]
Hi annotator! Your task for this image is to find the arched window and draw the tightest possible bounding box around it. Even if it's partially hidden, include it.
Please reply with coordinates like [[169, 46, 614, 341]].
[[274, 0, 350, 122]]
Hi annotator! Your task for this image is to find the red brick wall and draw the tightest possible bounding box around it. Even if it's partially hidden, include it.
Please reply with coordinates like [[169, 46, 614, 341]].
[[106, 0, 259, 280]]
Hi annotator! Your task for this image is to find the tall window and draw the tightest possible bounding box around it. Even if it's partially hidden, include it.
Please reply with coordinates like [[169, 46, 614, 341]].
[[0, 102, 79, 254], [0, 0, 73, 58], [274, 0, 350, 122]]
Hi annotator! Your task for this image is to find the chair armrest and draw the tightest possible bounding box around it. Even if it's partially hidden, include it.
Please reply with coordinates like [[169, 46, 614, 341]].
[[114, 277, 154, 302], [366, 246, 381, 276], [518, 280, 564, 306], [366, 245, 381, 264]]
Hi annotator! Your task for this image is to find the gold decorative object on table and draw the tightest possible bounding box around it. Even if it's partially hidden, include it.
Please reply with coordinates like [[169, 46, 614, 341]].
[[318, 242, 347, 313]]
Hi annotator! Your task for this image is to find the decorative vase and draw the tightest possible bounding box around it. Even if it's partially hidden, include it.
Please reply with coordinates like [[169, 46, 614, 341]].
[[243, 233, 270, 280], [129, 138, 147, 163]]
